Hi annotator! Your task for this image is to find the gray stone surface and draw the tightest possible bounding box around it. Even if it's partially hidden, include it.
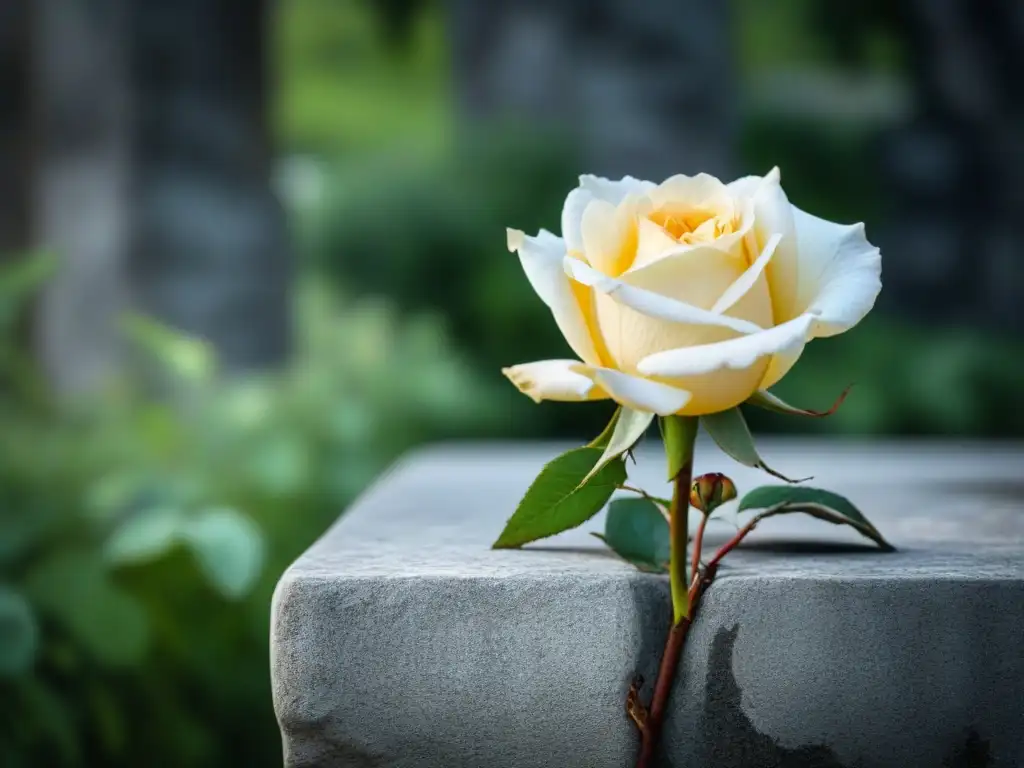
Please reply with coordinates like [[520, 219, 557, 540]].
[[272, 440, 1024, 767]]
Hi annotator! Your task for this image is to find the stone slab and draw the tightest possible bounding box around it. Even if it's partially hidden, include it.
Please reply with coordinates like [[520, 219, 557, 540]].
[[272, 440, 1024, 767]]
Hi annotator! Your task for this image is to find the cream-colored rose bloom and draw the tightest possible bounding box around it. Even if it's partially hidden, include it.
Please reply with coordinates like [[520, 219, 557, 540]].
[[502, 168, 882, 416]]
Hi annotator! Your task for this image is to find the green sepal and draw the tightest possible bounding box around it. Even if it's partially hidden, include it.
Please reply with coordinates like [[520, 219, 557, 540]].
[[701, 408, 809, 483], [578, 408, 653, 488], [746, 386, 852, 418], [586, 407, 622, 449]]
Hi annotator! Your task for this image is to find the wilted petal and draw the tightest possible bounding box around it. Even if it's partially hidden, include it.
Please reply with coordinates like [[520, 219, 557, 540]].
[[502, 360, 608, 403]]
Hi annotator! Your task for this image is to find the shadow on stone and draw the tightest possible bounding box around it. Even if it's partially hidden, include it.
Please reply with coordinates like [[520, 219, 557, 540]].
[[728, 540, 882, 556], [941, 728, 994, 768], [526, 545, 619, 559]]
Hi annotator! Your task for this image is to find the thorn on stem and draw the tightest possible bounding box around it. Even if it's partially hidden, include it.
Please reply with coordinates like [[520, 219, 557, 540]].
[[626, 674, 648, 731]]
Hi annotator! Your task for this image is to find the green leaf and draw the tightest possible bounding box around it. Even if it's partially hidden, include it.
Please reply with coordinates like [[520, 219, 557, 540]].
[[739, 485, 894, 550], [586, 406, 622, 449], [660, 415, 699, 480], [103, 507, 183, 566], [746, 386, 852, 418], [701, 408, 809, 483], [180, 507, 265, 599], [0, 587, 38, 677], [25, 551, 148, 667], [493, 447, 627, 548], [578, 408, 653, 488], [594, 497, 670, 573]]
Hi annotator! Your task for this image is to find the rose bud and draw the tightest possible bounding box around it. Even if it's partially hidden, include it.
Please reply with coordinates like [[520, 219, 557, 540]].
[[690, 473, 737, 515]]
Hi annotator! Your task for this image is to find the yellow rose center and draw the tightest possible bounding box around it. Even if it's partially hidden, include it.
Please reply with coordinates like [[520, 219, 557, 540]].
[[646, 205, 739, 247]]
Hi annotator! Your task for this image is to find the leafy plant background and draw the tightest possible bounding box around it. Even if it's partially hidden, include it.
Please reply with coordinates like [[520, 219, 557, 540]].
[[2, 0, 1024, 766]]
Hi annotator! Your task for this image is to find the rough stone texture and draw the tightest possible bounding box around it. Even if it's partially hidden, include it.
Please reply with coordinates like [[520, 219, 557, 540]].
[[272, 440, 1024, 767]]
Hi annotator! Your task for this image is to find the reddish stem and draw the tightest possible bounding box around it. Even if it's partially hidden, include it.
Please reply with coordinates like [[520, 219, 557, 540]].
[[707, 518, 759, 570], [635, 563, 718, 768], [636, 618, 688, 767], [634, 511, 763, 767], [690, 512, 710, 588]]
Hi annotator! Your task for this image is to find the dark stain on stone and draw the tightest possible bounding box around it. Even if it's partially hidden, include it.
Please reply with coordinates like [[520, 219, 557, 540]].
[[695, 624, 997, 768], [941, 728, 994, 768], [698, 623, 852, 768]]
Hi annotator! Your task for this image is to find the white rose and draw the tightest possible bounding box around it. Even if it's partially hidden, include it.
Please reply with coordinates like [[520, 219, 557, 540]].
[[502, 168, 881, 416]]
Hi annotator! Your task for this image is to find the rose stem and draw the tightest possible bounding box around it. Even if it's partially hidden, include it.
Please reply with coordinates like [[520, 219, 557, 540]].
[[706, 506, 787, 570], [636, 416, 698, 768], [690, 511, 710, 589], [635, 501, 777, 765]]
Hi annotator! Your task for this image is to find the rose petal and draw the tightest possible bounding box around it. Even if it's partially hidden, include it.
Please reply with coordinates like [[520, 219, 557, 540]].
[[579, 174, 656, 205], [792, 207, 882, 338], [565, 257, 763, 336], [635, 315, 814, 415], [648, 173, 733, 212], [729, 168, 801, 325], [575, 366, 692, 416], [760, 343, 805, 390], [502, 360, 608, 403], [561, 188, 594, 255], [563, 176, 655, 254], [580, 198, 637, 277], [507, 228, 601, 365], [711, 232, 782, 314], [757, 210, 880, 389], [637, 314, 814, 378]]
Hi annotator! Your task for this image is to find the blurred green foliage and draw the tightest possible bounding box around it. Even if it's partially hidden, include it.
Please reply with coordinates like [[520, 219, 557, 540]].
[[274, 0, 450, 155], [0, 258, 502, 766]]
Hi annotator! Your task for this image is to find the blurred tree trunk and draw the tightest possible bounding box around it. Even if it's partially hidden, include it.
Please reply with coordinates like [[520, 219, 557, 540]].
[[877, 0, 1024, 334], [450, 0, 737, 180], [31, 0, 289, 396], [128, 0, 291, 371], [0, 0, 31, 262], [33, 0, 131, 394]]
